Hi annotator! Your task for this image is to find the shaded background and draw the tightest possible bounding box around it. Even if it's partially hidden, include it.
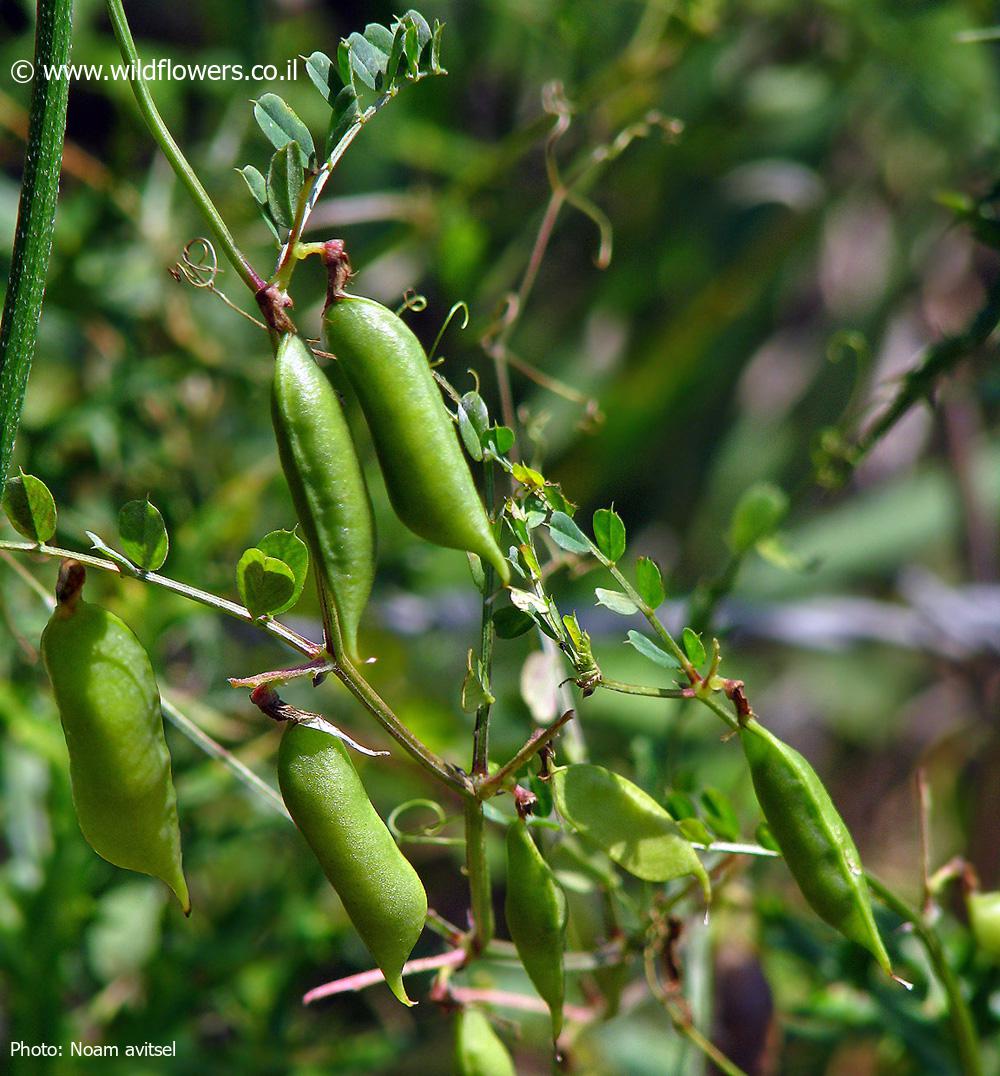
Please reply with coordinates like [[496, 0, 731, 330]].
[[1, 0, 999, 1072]]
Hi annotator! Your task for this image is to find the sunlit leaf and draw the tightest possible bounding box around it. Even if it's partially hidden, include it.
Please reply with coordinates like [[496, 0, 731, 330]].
[[118, 498, 168, 571]]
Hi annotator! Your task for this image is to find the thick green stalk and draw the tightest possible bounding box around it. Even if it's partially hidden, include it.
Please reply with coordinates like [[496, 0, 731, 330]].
[[471, 461, 498, 776], [464, 799, 494, 952], [334, 654, 474, 800], [104, 0, 262, 294], [0, 0, 74, 481]]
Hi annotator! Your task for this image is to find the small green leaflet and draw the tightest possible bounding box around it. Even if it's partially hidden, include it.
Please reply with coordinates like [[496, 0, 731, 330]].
[[267, 142, 304, 230], [457, 402, 484, 461], [511, 463, 545, 489], [237, 165, 281, 243], [548, 512, 590, 555], [682, 627, 706, 666], [593, 507, 626, 562], [635, 556, 665, 608], [237, 165, 267, 205], [2, 472, 56, 543], [118, 499, 168, 571], [484, 425, 514, 457], [494, 605, 535, 639], [679, 818, 714, 845], [508, 588, 549, 617], [304, 51, 337, 102], [237, 548, 296, 620], [595, 588, 638, 616], [255, 530, 309, 614], [253, 93, 314, 163], [461, 649, 494, 713], [466, 551, 487, 593], [625, 630, 679, 668]]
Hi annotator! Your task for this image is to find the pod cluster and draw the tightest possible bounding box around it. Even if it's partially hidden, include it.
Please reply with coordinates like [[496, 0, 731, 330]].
[[269, 297, 511, 1001], [272, 296, 508, 665]]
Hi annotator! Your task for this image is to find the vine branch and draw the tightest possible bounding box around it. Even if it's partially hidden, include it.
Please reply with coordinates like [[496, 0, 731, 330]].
[[0, 0, 74, 481], [104, 0, 264, 296]]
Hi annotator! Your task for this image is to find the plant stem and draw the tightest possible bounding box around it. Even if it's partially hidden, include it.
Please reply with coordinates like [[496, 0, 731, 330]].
[[0, 0, 74, 481], [695, 691, 740, 733], [846, 280, 1000, 480], [479, 709, 575, 798], [671, 1011, 747, 1076], [866, 873, 982, 1076], [598, 552, 697, 682], [464, 798, 494, 953], [336, 655, 474, 800], [104, 0, 263, 294], [471, 464, 498, 778], [302, 948, 466, 1004], [643, 945, 747, 1076], [600, 678, 687, 699], [3, 537, 468, 802], [0, 538, 321, 655]]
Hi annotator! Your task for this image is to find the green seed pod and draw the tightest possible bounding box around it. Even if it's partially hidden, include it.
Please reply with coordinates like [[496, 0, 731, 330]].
[[40, 562, 189, 912], [739, 718, 891, 973], [454, 1007, 516, 1076], [272, 333, 376, 660], [277, 721, 427, 1005], [505, 817, 567, 1039], [967, 891, 1000, 961], [551, 763, 710, 899], [322, 294, 510, 585]]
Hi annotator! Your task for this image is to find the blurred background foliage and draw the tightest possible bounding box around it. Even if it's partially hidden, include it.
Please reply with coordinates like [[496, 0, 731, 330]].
[[1, 0, 1000, 1072]]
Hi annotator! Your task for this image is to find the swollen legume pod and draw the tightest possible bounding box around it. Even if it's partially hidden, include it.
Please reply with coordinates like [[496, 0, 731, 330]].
[[322, 294, 510, 585], [277, 721, 427, 1005], [967, 891, 1000, 961], [739, 718, 891, 973], [454, 1007, 516, 1076], [505, 817, 567, 1038], [272, 333, 376, 660], [40, 561, 189, 912]]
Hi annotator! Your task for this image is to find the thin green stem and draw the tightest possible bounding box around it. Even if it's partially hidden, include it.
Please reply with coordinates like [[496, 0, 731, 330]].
[[600, 678, 686, 699], [161, 696, 290, 820], [866, 873, 982, 1076], [695, 691, 740, 733], [104, 0, 263, 294], [4, 542, 293, 821], [599, 553, 697, 681], [271, 89, 401, 293], [672, 1014, 746, 1076], [643, 946, 747, 1076], [479, 708, 575, 798], [471, 464, 498, 777], [0, 538, 321, 656], [336, 655, 474, 800], [464, 798, 494, 953], [0, 0, 74, 481], [3, 536, 472, 799]]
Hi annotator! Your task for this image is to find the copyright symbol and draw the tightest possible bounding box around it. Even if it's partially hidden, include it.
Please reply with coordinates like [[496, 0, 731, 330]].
[[11, 60, 34, 84]]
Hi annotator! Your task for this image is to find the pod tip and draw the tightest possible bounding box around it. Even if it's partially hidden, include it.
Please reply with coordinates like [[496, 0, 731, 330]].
[[386, 976, 416, 1007]]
